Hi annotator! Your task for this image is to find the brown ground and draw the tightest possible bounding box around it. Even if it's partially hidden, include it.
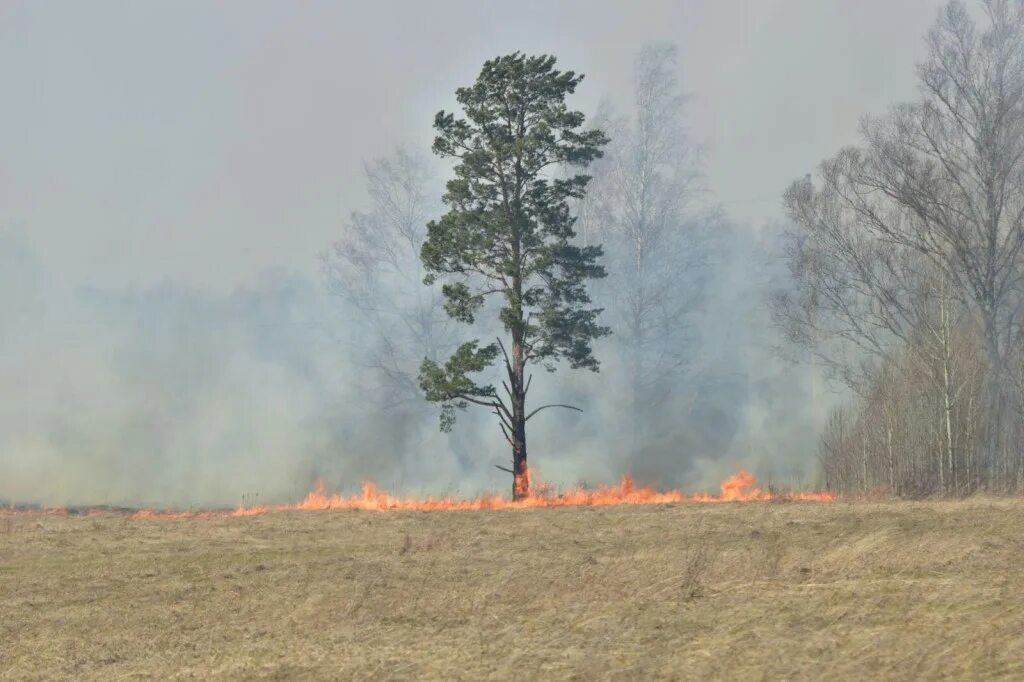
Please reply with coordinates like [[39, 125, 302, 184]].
[[2, 498, 1023, 680]]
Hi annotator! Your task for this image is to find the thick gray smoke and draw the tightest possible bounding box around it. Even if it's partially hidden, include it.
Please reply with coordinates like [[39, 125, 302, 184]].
[[1, 213, 833, 508], [0, 229, 504, 507]]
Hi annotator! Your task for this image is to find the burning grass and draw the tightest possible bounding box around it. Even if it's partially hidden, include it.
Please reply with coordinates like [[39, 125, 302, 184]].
[[228, 469, 834, 515], [3, 496, 1023, 679], [3, 470, 834, 520]]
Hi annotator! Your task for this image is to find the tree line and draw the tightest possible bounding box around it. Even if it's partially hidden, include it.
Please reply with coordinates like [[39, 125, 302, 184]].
[[772, 0, 1024, 495]]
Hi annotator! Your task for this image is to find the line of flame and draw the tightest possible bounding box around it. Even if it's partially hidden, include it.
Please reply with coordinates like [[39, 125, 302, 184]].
[[2, 470, 834, 520]]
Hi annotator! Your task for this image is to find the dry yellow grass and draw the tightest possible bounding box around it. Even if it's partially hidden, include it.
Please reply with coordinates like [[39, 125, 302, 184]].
[[2, 498, 1023, 680]]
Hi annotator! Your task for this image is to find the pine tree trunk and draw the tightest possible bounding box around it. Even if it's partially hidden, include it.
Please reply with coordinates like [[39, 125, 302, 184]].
[[510, 333, 529, 500], [511, 389, 529, 500], [509, 204, 529, 500]]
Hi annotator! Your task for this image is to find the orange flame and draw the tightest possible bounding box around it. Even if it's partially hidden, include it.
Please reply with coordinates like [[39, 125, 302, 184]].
[[1, 469, 835, 520], [176, 469, 834, 518]]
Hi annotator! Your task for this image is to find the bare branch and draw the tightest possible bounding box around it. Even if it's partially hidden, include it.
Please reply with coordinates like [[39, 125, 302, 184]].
[[525, 403, 583, 421]]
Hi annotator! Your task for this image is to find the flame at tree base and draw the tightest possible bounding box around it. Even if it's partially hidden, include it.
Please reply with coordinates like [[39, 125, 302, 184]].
[[3, 470, 834, 519]]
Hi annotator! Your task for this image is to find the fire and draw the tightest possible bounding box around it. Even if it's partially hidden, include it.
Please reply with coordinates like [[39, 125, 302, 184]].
[[1, 470, 834, 520], [278, 470, 836, 511], [219, 470, 835, 516]]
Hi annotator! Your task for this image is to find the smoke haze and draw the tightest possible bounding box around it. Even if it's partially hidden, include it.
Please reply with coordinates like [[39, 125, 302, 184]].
[[1, 1, 947, 506]]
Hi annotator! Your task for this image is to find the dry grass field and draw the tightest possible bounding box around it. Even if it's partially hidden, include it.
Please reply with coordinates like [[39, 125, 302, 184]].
[[2, 498, 1023, 680]]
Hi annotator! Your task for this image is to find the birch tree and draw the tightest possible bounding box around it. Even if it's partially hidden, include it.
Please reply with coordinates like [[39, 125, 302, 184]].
[[776, 0, 1024, 488], [323, 147, 452, 406]]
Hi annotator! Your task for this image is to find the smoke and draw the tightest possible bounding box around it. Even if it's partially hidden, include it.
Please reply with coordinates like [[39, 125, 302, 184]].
[[2, 233, 313, 506], [8, 0, 910, 505], [532, 218, 837, 493], [0, 228, 477, 507], [0, 213, 835, 508]]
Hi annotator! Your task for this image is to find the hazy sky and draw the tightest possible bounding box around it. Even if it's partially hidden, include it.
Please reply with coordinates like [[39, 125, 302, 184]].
[[2, 0, 948, 291]]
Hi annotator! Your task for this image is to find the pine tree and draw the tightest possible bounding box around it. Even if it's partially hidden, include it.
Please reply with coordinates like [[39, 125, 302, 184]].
[[419, 53, 610, 499]]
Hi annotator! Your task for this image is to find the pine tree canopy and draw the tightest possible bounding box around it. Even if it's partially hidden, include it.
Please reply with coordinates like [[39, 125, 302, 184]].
[[419, 52, 610, 432]]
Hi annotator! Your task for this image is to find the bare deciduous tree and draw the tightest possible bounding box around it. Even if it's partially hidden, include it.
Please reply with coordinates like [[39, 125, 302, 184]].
[[581, 43, 712, 439], [323, 147, 453, 406], [775, 0, 1024, 491]]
